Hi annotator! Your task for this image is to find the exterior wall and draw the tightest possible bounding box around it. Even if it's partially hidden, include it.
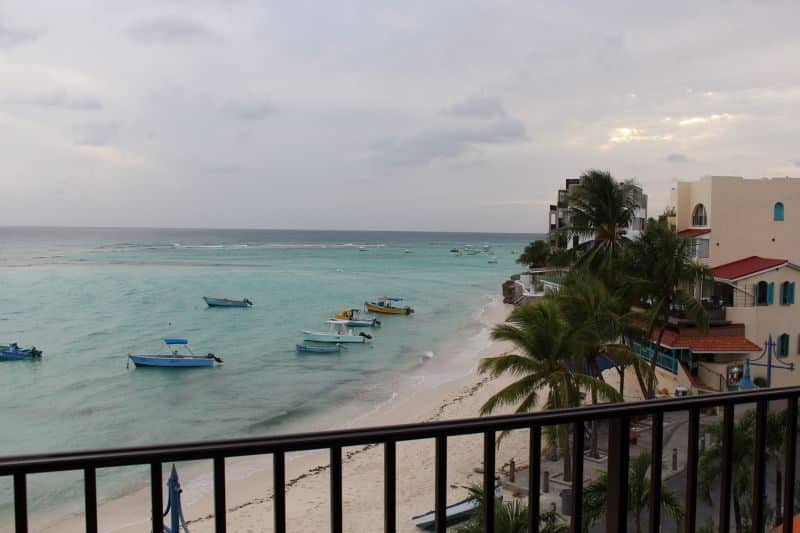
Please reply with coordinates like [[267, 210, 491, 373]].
[[726, 266, 800, 388], [674, 176, 800, 265]]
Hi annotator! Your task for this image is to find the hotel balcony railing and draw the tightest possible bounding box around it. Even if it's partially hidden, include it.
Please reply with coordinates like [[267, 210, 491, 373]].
[[2, 387, 800, 533]]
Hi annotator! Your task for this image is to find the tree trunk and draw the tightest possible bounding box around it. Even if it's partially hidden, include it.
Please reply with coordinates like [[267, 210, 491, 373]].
[[733, 493, 743, 533], [589, 358, 600, 458], [562, 425, 572, 482], [648, 323, 669, 398], [635, 510, 643, 533], [617, 365, 625, 398]]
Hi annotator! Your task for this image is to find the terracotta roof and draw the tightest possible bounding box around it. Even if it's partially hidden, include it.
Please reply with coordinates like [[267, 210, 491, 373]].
[[678, 228, 711, 238], [713, 256, 788, 280], [654, 330, 761, 353]]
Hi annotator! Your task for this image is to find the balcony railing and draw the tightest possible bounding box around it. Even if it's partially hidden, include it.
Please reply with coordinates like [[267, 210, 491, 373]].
[[2, 387, 800, 532]]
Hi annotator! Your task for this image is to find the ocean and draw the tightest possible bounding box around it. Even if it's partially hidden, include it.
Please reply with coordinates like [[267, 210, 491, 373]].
[[0, 227, 541, 520]]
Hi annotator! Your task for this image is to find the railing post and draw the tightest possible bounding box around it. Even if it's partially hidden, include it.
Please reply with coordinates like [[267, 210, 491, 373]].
[[718, 404, 734, 532], [84, 467, 98, 533], [435, 435, 447, 533], [529, 426, 542, 533], [214, 456, 226, 533], [606, 416, 630, 533], [331, 446, 343, 533], [273, 451, 286, 533], [150, 463, 163, 533], [684, 408, 699, 533], [753, 399, 768, 533], [570, 421, 584, 533], [14, 472, 27, 533], [483, 431, 496, 533], [648, 411, 663, 533], [784, 396, 797, 533], [384, 440, 396, 533]]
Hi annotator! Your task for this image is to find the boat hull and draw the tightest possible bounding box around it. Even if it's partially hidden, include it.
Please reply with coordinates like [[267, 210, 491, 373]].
[[203, 297, 252, 308], [129, 355, 216, 368], [365, 302, 413, 315], [302, 331, 366, 343], [296, 344, 342, 353], [411, 484, 502, 529]]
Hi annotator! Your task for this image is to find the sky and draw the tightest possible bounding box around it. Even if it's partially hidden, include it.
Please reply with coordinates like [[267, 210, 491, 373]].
[[1, 1, 799, 233]]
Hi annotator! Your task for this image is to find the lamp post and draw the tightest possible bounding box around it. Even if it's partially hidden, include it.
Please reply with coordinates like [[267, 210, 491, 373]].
[[745, 335, 794, 388]]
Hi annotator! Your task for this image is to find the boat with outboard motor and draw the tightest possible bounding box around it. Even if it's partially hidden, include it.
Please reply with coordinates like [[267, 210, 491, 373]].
[[128, 338, 223, 368], [365, 296, 414, 315], [0, 343, 42, 361], [333, 308, 381, 327], [302, 320, 372, 343], [203, 297, 253, 308]]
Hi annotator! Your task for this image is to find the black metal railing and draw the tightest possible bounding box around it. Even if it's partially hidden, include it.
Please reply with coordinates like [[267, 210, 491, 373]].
[[2, 387, 800, 533]]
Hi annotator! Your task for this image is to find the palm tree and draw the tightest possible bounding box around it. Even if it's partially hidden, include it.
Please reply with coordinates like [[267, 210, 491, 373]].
[[562, 169, 639, 285], [622, 219, 711, 397], [582, 451, 683, 533], [700, 410, 757, 533], [480, 299, 621, 480], [455, 484, 568, 533], [555, 273, 654, 455]]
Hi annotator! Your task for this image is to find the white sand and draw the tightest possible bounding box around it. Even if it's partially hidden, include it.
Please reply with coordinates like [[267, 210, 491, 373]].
[[35, 298, 538, 533]]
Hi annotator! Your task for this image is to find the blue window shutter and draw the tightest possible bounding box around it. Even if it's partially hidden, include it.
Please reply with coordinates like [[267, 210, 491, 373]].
[[791, 282, 796, 304], [775, 202, 785, 221], [767, 282, 775, 304]]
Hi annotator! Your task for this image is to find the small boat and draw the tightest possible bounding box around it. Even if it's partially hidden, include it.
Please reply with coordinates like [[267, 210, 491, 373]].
[[333, 309, 381, 327], [128, 338, 222, 368], [302, 321, 372, 343], [296, 343, 342, 354], [404, 249, 412, 254], [411, 483, 502, 530], [466, 250, 480, 255], [450, 248, 460, 253], [487, 256, 498, 264], [0, 343, 42, 361], [359, 246, 368, 252], [203, 297, 253, 308], [365, 296, 414, 315]]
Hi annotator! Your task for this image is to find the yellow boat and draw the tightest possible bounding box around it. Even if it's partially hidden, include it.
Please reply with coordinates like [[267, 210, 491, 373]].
[[364, 297, 414, 315]]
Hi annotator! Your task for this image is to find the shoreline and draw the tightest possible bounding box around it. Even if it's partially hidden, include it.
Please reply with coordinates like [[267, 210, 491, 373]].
[[32, 296, 520, 533]]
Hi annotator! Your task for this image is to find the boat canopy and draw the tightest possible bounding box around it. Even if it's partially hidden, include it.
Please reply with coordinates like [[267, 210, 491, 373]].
[[382, 297, 404, 301], [164, 338, 189, 345]]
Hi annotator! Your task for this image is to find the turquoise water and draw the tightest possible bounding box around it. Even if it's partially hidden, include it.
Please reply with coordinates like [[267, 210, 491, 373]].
[[0, 228, 541, 517]]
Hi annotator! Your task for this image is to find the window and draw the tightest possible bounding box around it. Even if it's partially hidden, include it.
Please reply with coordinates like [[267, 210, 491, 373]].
[[781, 281, 796, 305], [692, 204, 708, 226], [778, 333, 790, 358], [756, 281, 775, 305], [690, 238, 710, 259], [774, 202, 785, 221]]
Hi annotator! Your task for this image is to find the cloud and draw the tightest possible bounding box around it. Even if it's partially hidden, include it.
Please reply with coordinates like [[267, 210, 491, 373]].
[[607, 127, 673, 144], [78, 122, 119, 146], [224, 99, 275, 120], [129, 17, 215, 43], [443, 95, 506, 118], [372, 118, 526, 167], [7, 90, 102, 111], [678, 113, 735, 126], [0, 21, 39, 49], [666, 153, 688, 163]]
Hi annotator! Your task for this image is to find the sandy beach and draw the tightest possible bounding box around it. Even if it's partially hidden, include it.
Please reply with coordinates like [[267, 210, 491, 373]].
[[36, 298, 537, 533]]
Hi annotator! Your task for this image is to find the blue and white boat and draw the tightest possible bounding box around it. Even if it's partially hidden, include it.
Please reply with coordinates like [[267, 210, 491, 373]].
[[296, 343, 342, 354], [411, 483, 502, 530], [128, 338, 222, 368], [203, 297, 253, 308], [302, 321, 372, 344], [0, 343, 43, 361]]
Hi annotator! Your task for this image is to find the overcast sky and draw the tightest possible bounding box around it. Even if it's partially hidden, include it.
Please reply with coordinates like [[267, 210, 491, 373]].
[[2, 1, 799, 232]]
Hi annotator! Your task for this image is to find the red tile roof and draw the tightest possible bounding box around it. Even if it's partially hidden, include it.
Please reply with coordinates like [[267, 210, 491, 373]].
[[678, 228, 711, 238], [654, 330, 761, 353], [713, 256, 787, 280]]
